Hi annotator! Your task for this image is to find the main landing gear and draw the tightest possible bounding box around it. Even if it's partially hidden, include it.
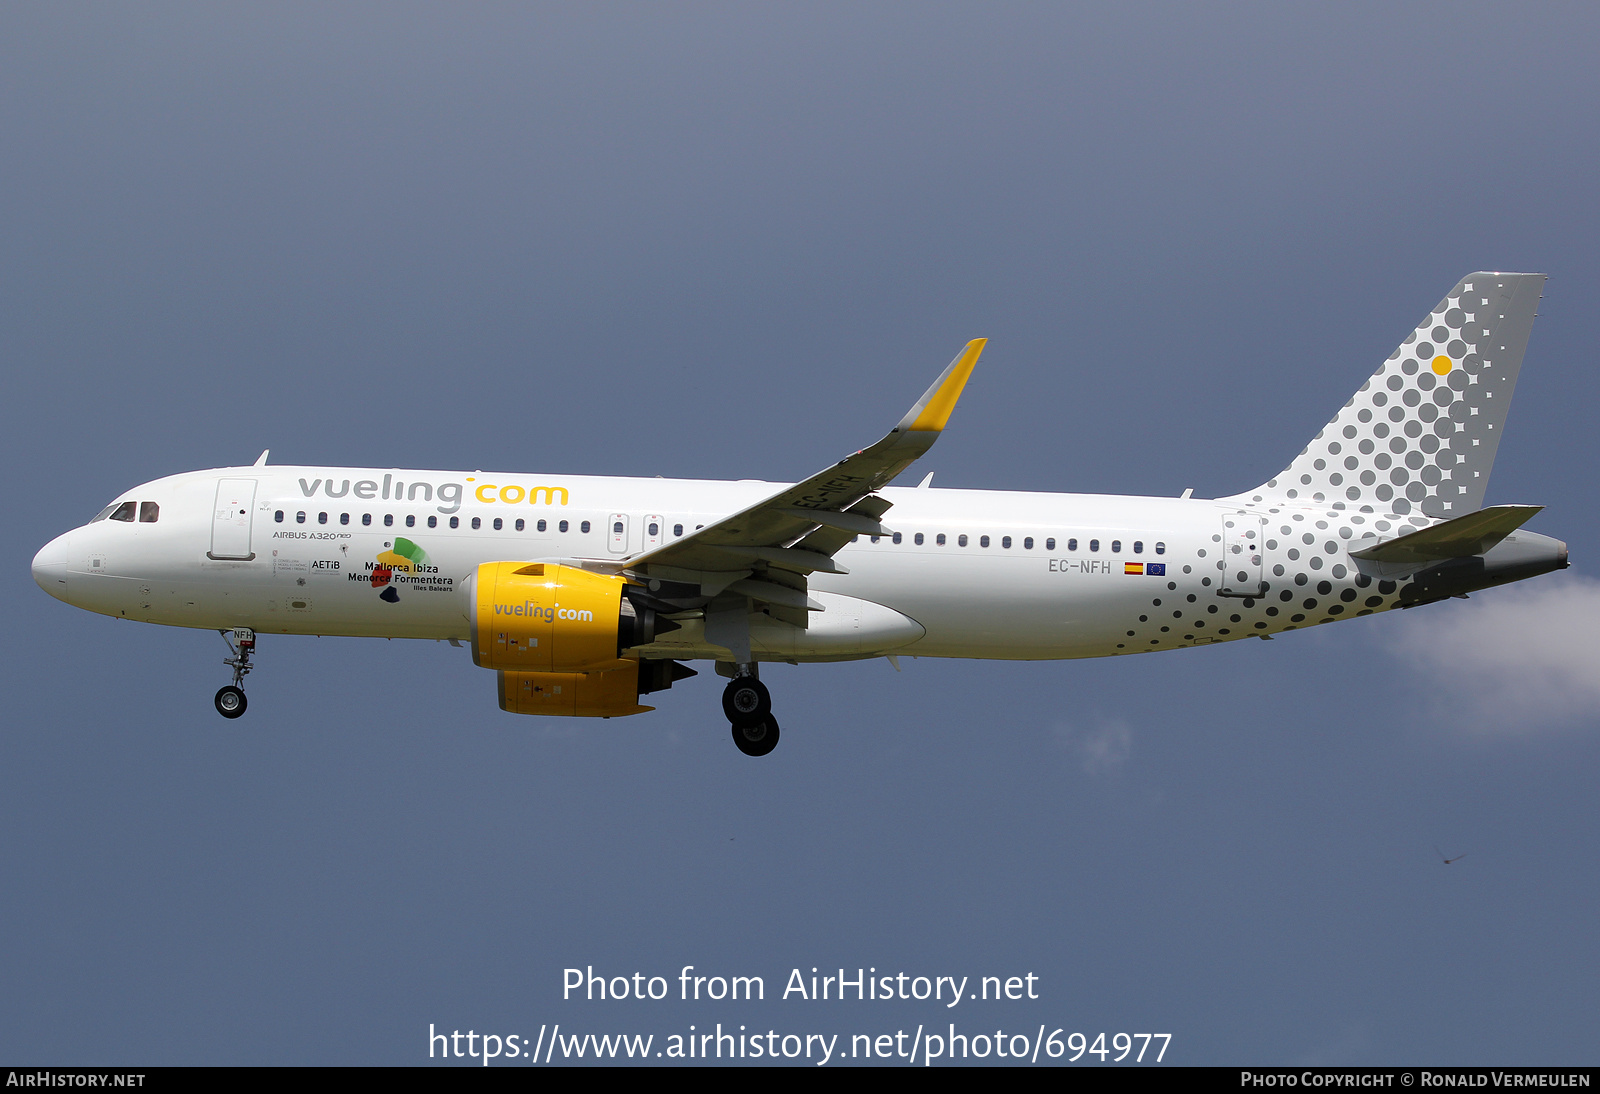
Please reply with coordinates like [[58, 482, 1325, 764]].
[[722, 672, 780, 757], [215, 628, 255, 719]]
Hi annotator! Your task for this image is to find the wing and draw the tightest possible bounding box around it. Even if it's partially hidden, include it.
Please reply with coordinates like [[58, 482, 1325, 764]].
[[617, 338, 986, 626]]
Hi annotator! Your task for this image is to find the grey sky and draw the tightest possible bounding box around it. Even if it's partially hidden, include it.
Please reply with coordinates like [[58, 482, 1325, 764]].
[[3, 4, 1597, 1064]]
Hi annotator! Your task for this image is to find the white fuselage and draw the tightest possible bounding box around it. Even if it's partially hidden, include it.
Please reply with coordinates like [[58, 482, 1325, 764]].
[[33, 464, 1462, 663]]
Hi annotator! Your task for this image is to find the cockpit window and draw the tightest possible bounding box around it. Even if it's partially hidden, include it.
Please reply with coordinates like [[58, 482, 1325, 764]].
[[109, 501, 137, 522], [91, 503, 118, 522], [139, 502, 160, 523]]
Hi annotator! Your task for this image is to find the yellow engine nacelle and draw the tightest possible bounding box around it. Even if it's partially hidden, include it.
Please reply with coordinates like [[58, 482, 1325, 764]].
[[498, 664, 653, 718], [471, 562, 657, 672], [497, 658, 699, 719]]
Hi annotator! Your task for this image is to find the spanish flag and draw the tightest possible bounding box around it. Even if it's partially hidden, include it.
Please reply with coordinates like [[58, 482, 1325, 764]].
[[1124, 562, 1144, 575]]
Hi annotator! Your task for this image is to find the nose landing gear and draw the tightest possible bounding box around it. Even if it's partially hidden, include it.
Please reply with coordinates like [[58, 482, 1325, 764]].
[[215, 628, 255, 719], [722, 672, 780, 757]]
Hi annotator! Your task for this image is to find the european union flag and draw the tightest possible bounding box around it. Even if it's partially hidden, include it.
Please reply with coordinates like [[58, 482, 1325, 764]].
[[1147, 563, 1166, 576]]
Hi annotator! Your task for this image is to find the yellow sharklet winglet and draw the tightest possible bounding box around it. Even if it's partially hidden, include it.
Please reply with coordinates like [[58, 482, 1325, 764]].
[[606, 336, 986, 576], [898, 338, 987, 433]]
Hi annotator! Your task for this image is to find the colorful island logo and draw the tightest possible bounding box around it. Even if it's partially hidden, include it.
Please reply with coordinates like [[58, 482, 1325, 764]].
[[368, 538, 430, 603]]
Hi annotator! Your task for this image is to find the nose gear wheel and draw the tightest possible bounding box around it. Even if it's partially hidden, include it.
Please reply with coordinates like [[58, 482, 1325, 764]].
[[214, 686, 247, 719]]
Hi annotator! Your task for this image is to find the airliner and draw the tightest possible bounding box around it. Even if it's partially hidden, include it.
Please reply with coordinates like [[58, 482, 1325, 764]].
[[32, 273, 1566, 755]]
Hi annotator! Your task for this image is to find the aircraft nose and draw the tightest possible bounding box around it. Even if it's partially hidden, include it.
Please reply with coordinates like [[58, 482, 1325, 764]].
[[32, 535, 71, 601]]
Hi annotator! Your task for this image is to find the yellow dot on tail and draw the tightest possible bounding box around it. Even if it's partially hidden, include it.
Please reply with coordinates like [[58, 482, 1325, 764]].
[[1432, 355, 1453, 375]]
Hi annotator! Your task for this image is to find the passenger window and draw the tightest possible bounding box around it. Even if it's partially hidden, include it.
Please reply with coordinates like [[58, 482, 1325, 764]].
[[383, 514, 394, 527], [673, 524, 682, 537], [318, 512, 328, 525], [648, 522, 659, 536], [936, 534, 947, 546], [493, 518, 503, 530], [1046, 537, 1056, 550], [296, 511, 306, 524], [979, 535, 989, 547], [340, 513, 350, 526], [1155, 542, 1166, 555], [958, 534, 968, 547], [914, 533, 924, 545], [1002, 536, 1012, 549], [539, 519, 548, 532], [1089, 539, 1099, 552], [274, 510, 284, 523], [1066, 538, 1076, 551], [581, 521, 592, 533], [362, 513, 372, 526], [406, 515, 416, 528], [430, 516, 440, 529], [559, 520, 570, 533], [613, 521, 624, 534], [1111, 540, 1121, 553], [449, 517, 459, 529], [1133, 540, 1143, 554], [892, 532, 902, 544], [514, 518, 524, 531], [471, 517, 481, 530], [1024, 537, 1034, 549]]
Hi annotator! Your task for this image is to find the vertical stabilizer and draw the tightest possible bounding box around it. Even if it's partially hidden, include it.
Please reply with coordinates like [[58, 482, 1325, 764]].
[[1236, 273, 1544, 516]]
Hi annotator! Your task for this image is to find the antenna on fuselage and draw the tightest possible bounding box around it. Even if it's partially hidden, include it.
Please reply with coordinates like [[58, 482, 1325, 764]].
[[253, 450, 269, 467]]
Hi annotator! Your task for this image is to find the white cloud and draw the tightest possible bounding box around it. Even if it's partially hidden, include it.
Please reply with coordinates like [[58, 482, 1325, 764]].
[[1387, 573, 1600, 729], [1055, 717, 1133, 773]]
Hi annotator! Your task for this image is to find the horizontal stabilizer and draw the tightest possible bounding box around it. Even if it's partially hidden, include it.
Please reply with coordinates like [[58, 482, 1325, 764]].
[[1350, 504, 1543, 563]]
